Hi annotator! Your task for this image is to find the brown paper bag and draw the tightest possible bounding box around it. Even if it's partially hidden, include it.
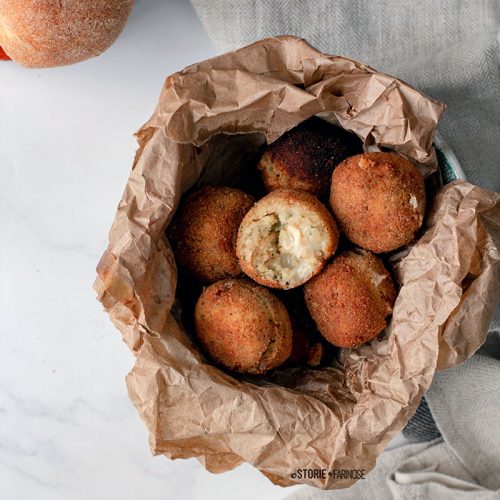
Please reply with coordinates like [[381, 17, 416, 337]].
[[94, 36, 500, 489]]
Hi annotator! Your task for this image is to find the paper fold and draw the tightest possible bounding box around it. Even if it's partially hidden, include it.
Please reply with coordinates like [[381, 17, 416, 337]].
[[95, 36, 499, 489]]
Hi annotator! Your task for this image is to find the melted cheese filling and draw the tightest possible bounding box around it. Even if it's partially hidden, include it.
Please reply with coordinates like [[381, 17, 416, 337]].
[[409, 194, 418, 210], [240, 208, 330, 286]]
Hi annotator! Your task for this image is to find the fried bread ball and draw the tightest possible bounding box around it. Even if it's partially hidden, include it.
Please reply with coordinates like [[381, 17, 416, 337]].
[[257, 117, 362, 198], [169, 186, 255, 283], [236, 189, 339, 290], [304, 250, 397, 348], [194, 279, 292, 374], [330, 152, 426, 253]]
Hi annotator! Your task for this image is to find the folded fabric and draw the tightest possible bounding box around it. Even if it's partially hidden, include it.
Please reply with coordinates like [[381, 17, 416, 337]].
[[387, 441, 498, 500], [285, 354, 500, 498], [425, 355, 500, 491], [402, 396, 441, 442]]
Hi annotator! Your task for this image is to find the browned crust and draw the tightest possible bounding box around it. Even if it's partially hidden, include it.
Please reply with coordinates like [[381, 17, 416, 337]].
[[304, 250, 397, 348], [236, 189, 339, 289], [169, 186, 255, 284], [258, 117, 362, 197], [330, 152, 426, 253], [194, 279, 293, 374], [0, 0, 134, 68]]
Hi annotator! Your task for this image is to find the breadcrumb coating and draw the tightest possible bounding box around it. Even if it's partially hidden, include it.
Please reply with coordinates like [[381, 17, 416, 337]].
[[169, 186, 255, 283], [330, 152, 426, 253], [258, 117, 362, 198], [194, 279, 292, 374], [304, 249, 397, 348]]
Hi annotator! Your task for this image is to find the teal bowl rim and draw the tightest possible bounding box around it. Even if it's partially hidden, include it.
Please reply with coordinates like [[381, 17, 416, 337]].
[[434, 132, 466, 185]]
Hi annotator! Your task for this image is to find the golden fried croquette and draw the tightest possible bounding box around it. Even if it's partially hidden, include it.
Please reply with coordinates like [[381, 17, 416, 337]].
[[258, 117, 362, 198], [169, 186, 255, 283], [330, 152, 426, 253], [304, 249, 397, 348], [236, 189, 339, 290], [194, 279, 292, 374]]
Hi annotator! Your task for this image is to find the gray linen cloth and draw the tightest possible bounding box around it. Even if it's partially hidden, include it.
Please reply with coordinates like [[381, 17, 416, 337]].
[[285, 355, 500, 499], [190, 0, 500, 497]]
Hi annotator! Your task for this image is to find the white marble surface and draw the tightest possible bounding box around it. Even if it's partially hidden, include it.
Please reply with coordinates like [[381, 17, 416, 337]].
[[0, 1, 407, 498]]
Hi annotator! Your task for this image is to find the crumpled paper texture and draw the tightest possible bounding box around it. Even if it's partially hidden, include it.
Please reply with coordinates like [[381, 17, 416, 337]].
[[94, 36, 500, 489]]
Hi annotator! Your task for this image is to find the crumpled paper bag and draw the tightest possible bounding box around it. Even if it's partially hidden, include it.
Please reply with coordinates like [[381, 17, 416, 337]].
[[94, 36, 500, 489]]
